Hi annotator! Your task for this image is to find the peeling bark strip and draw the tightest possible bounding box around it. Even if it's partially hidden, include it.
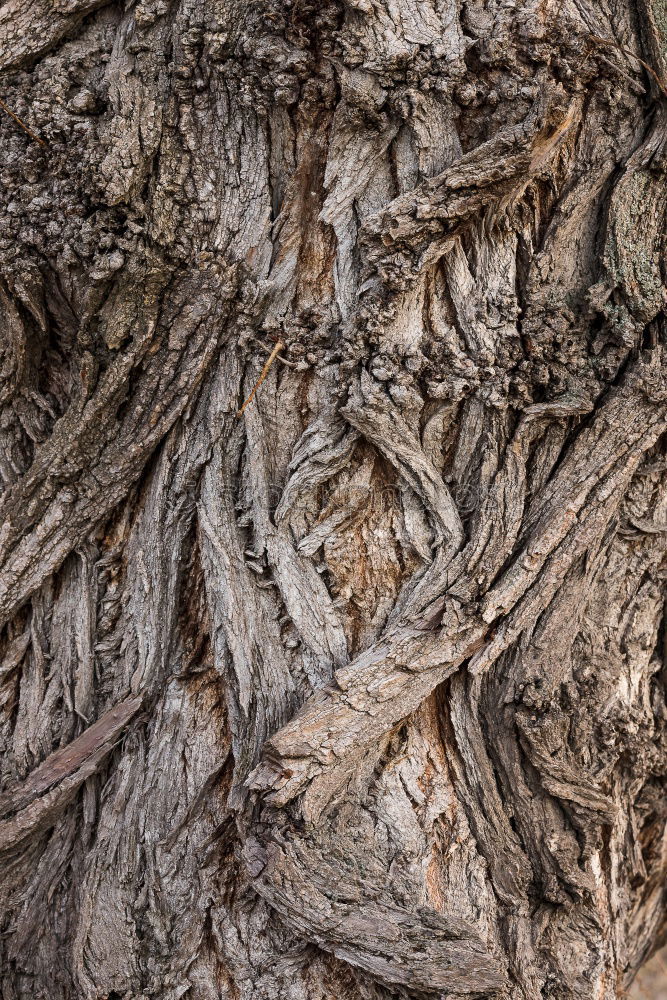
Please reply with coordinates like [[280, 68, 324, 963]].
[[1, 0, 667, 998], [0, 696, 142, 852], [251, 352, 667, 809]]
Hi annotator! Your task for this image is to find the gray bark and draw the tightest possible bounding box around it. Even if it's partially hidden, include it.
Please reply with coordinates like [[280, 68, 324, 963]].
[[0, 0, 666, 998]]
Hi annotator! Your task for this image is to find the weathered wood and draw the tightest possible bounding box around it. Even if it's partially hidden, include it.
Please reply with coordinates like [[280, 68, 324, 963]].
[[1, 0, 666, 998], [0, 695, 142, 852]]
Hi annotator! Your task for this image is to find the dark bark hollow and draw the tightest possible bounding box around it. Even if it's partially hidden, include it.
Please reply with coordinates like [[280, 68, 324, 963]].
[[0, 0, 666, 998]]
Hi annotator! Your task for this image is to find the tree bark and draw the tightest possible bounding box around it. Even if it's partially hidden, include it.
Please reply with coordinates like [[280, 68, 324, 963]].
[[1, 1, 666, 998]]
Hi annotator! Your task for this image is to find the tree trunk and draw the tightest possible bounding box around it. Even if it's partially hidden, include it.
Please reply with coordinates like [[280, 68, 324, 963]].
[[1, 1, 666, 998]]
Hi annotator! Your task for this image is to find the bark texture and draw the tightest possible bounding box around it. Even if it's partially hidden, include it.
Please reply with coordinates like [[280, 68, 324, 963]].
[[1, 0, 667, 998]]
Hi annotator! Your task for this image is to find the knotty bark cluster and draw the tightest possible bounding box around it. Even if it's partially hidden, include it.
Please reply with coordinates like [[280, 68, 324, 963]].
[[1, 0, 666, 998]]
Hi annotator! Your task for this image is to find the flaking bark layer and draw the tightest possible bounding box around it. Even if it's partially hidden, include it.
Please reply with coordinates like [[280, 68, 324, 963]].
[[1, 1, 667, 998]]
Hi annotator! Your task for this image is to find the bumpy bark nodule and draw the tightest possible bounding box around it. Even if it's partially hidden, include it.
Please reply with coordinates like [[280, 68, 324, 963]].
[[1, 0, 667, 997]]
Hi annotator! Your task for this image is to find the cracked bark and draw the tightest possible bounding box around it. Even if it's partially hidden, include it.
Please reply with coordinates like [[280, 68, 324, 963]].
[[1, 0, 666, 998]]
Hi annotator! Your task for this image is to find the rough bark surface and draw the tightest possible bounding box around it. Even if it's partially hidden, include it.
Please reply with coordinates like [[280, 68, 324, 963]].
[[1, 0, 667, 998]]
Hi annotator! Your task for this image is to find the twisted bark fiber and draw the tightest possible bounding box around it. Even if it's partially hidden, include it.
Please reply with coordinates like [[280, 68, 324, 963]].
[[1, 0, 667, 998]]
